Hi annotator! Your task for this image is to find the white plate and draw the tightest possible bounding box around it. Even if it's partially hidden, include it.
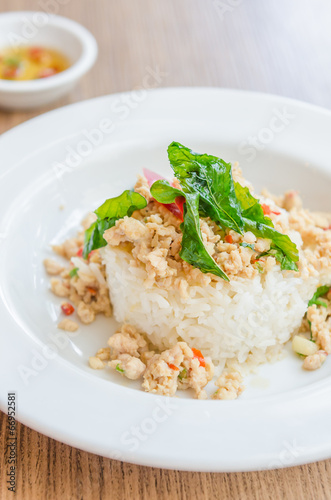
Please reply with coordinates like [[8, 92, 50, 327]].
[[1, 88, 331, 472]]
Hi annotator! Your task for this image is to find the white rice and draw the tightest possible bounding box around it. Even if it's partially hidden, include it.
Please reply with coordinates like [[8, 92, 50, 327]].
[[101, 242, 326, 374]]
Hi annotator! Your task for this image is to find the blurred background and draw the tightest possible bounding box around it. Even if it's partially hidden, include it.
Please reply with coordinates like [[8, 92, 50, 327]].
[[1, 0, 331, 133]]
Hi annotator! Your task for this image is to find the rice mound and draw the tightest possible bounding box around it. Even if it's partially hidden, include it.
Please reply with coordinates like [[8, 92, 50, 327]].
[[101, 245, 321, 373]]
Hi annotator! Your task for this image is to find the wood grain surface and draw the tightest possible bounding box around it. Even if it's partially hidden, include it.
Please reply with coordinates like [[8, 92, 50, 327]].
[[1, 0, 331, 498]]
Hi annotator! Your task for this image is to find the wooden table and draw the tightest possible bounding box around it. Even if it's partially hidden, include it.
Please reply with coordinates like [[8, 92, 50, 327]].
[[1, 0, 331, 498]]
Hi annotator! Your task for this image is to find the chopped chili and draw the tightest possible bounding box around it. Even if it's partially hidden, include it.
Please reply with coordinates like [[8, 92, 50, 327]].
[[261, 204, 271, 215], [174, 196, 185, 220], [192, 347, 206, 368], [61, 303, 75, 316], [167, 363, 179, 371], [261, 203, 281, 216], [225, 234, 233, 244]]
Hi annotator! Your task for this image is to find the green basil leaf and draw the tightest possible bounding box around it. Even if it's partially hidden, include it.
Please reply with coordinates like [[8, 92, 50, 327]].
[[69, 267, 79, 278], [308, 285, 330, 308], [234, 182, 273, 227], [234, 182, 298, 266], [150, 180, 183, 203], [179, 193, 229, 281], [95, 190, 147, 220], [83, 190, 147, 258], [278, 253, 299, 271], [243, 218, 299, 264], [259, 246, 299, 271], [167, 142, 245, 234], [83, 219, 116, 258]]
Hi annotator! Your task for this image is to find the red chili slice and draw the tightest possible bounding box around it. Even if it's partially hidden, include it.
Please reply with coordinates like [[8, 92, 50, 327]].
[[76, 247, 83, 257], [262, 203, 281, 216], [61, 303, 75, 315], [164, 196, 185, 221], [225, 234, 233, 244], [192, 348, 206, 368], [261, 204, 271, 216], [175, 196, 185, 218]]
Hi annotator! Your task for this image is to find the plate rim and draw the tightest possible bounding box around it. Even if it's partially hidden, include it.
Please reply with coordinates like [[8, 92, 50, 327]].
[[2, 86, 331, 472]]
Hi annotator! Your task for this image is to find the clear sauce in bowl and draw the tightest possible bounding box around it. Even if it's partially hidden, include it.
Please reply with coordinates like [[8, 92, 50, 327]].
[[0, 46, 70, 80]]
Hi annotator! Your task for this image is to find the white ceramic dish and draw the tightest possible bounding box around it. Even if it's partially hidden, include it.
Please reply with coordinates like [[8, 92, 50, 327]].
[[1, 88, 331, 472], [0, 12, 97, 110]]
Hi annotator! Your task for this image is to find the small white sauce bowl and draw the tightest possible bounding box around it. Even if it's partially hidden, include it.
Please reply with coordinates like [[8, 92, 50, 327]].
[[0, 11, 98, 110]]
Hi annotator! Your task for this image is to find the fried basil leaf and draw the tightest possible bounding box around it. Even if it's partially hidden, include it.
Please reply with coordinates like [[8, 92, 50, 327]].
[[180, 193, 229, 281], [150, 179, 183, 203], [167, 142, 244, 234], [234, 182, 273, 227], [259, 246, 299, 272], [151, 181, 229, 281], [83, 190, 147, 258], [308, 285, 330, 308], [234, 181, 298, 264], [243, 219, 299, 265], [167, 142, 298, 267]]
